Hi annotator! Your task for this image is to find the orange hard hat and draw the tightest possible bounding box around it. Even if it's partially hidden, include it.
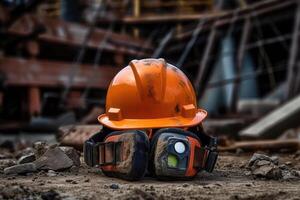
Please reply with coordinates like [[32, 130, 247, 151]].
[[98, 58, 207, 130]]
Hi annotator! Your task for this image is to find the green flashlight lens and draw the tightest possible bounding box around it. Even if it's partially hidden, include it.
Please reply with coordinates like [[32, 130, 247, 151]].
[[167, 154, 178, 168]]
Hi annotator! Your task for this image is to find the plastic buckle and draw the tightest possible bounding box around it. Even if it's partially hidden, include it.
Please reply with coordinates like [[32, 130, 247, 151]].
[[99, 142, 122, 166], [83, 141, 99, 167]]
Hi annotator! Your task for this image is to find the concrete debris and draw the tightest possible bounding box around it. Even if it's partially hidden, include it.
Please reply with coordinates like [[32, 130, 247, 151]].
[[59, 146, 81, 167], [240, 95, 300, 139], [248, 153, 279, 166], [34, 147, 73, 171], [33, 141, 49, 159], [247, 153, 300, 180], [251, 164, 282, 179], [282, 169, 300, 180], [4, 163, 37, 175], [17, 153, 36, 164], [0, 159, 16, 171]]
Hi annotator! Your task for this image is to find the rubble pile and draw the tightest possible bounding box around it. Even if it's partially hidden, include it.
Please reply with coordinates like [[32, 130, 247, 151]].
[[247, 153, 300, 180], [1, 141, 80, 175]]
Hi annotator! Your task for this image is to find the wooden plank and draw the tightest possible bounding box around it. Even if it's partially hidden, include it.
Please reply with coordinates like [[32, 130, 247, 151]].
[[0, 57, 120, 89], [219, 139, 300, 152]]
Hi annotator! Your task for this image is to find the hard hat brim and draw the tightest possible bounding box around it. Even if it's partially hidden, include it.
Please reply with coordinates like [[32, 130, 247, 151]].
[[98, 109, 207, 130]]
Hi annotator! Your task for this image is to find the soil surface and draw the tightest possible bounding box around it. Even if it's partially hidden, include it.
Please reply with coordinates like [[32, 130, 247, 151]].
[[0, 153, 299, 200]]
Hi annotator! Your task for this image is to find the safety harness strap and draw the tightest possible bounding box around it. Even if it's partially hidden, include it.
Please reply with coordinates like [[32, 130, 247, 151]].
[[99, 141, 122, 166], [83, 128, 111, 167], [193, 136, 218, 173], [84, 140, 99, 167], [84, 139, 122, 167]]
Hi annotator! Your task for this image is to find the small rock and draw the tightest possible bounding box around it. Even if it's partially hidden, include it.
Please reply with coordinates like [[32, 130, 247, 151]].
[[33, 141, 49, 158], [84, 179, 90, 182], [270, 156, 279, 165], [0, 159, 16, 170], [279, 164, 288, 170], [46, 170, 57, 177], [282, 169, 300, 180], [4, 163, 37, 175], [255, 160, 271, 166], [34, 147, 73, 171], [59, 147, 81, 167], [41, 189, 60, 200], [244, 171, 251, 176], [17, 153, 36, 164], [245, 183, 253, 187], [182, 183, 189, 188], [110, 184, 119, 189], [66, 179, 73, 183], [252, 165, 282, 179], [248, 153, 278, 167]]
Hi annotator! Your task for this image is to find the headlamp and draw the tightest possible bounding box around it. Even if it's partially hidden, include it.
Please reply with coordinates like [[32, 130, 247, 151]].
[[174, 141, 186, 154]]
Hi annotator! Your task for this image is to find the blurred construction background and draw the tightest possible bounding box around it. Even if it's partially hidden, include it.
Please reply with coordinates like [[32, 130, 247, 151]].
[[0, 0, 300, 153]]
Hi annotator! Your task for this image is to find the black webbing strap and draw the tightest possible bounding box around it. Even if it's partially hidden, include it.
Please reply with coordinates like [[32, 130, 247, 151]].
[[193, 133, 218, 173], [84, 128, 123, 167], [83, 127, 111, 167]]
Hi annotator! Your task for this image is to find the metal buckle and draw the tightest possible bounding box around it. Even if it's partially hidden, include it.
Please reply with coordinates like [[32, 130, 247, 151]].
[[99, 142, 122, 166]]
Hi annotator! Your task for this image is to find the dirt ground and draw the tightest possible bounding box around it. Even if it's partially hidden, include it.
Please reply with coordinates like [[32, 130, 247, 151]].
[[0, 153, 299, 200]]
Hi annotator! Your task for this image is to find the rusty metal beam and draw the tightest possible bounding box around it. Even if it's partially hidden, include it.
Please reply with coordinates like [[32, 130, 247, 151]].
[[231, 18, 251, 112], [286, 2, 300, 99], [0, 57, 120, 89], [176, 0, 296, 40], [194, 25, 217, 94], [6, 14, 152, 56]]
